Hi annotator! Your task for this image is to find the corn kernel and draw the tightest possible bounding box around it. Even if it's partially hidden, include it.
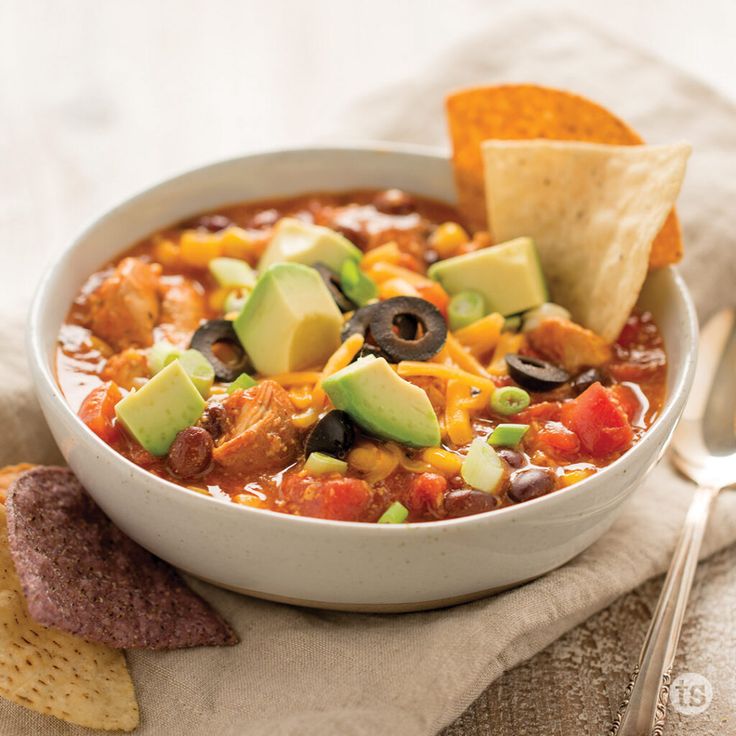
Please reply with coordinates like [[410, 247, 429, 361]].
[[361, 241, 401, 269], [430, 222, 470, 258], [208, 286, 230, 313], [180, 230, 222, 268], [379, 278, 421, 300], [220, 226, 258, 261], [154, 239, 182, 268], [559, 468, 596, 487], [421, 448, 463, 475], [233, 493, 266, 509]]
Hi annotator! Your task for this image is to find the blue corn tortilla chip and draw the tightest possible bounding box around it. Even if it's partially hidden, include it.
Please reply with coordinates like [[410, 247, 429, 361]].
[[6, 466, 238, 649]]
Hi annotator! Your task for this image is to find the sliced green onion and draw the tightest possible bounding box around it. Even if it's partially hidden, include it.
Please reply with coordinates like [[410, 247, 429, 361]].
[[227, 372, 258, 394], [223, 287, 251, 317], [502, 315, 522, 333], [448, 290, 485, 331], [490, 386, 531, 416], [487, 423, 529, 447], [378, 500, 409, 524], [175, 349, 215, 398], [209, 257, 257, 289], [304, 452, 348, 475], [148, 341, 181, 375], [340, 259, 378, 307], [461, 438, 504, 493]]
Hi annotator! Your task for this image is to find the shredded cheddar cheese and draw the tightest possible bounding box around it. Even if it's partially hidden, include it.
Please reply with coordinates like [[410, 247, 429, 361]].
[[445, 333, 491, 378], [397, 361, 497, 394], [488, 333, 526, 376], [311, 333, 365, 409], [454, 313, 504, 356], [269, 371, 322, 386], [445, 379, 474, 446]]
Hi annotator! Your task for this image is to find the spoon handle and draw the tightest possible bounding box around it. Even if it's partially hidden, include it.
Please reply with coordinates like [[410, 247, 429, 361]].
[[610, 483, 720, 736]]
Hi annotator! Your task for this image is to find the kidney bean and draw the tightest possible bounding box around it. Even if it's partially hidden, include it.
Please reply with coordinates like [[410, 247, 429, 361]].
[[194, 214, 231, 233], [508, 468, 556, 503], [198, 403, 228, 441], [497, 448, 525, 469], [373, 189, 416, 215], [333, 223, 368, 249], [444, 489, 498, 518], [167, 427, 214, 479]]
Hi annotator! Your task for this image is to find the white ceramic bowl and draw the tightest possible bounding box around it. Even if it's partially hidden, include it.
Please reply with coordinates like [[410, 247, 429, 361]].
[[28, 144, 698, 612]]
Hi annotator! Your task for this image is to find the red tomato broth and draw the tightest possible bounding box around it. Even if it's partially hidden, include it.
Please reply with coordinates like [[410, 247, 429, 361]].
[[56, 190, 667, 523]]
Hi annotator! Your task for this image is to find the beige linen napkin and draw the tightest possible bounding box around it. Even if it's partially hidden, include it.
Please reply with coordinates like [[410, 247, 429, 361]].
[[3, 11, 736, 736]]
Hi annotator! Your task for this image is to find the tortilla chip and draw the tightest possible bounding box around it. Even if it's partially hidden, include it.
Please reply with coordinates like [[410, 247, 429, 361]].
[[0, 503, 139, 731], [7, 467, 238, 649], [445, 84, 683, 267], [483, 140, 690, 342], [0, 463, 35, 504]]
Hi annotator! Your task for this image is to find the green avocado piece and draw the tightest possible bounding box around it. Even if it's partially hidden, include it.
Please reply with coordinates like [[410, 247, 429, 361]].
[[428, 237, 547, 317], [114, 360, 205, 456], [258, 218, 362, 273], [233, 263, 342, 375], [209, 257, 257, 288], [322, 356, 440, 448]]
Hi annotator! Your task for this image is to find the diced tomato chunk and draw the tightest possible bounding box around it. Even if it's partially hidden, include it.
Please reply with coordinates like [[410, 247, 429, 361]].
[[78, 381, 122, 444], [416, 283, 449, 318], [609, 383, 641, 423], [560, 382, 633, 457], [535, 422, 580, 456], [516, 401, 561, 424], [406, 472, 447, 514], [280, 473, 373, 522]]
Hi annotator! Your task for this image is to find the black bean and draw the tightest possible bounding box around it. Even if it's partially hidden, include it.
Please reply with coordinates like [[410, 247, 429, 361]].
[[167, 427, 214, 479], [373, 189, 416, 215], [497, 448, 525, 469], [508, 468, 556, 503], [571, 368, 608, 395], [444, 489, 498, 518]]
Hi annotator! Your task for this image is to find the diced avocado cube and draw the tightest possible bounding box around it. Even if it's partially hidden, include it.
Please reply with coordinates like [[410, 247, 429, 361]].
[[114, 360, 205, 456], [209, 257, 257, 289], [322, 356, 440, 448], [233, 263, 342, 375], [258, 218, 362, 273], [428, 237, 547, 316]]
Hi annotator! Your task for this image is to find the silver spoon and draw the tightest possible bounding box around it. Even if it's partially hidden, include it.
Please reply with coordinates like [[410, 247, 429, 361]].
[[611, 308, 736, 736]]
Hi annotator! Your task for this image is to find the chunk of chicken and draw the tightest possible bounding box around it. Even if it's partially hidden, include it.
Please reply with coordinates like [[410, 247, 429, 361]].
[[101, 349, 149, 390], [89, 258, 160, 350], [526, 317, 612, 373], [212, 380, 300, 473], [156, 276, 206, 347]]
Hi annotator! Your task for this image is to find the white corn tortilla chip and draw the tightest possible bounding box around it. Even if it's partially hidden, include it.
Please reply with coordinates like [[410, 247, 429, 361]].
[[483, 140, 690, 342], [0, 504, 139, 731]]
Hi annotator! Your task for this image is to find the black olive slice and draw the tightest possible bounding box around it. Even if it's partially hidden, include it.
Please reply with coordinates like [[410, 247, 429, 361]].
[[341, 304, 378, 342], [368, 296, 447, 362], [393, 313, 419, 340], [304, 410, 356, 459], [313, 263, 355, 313], [190, 319, 253, 382], [505, 354, 570, 392]]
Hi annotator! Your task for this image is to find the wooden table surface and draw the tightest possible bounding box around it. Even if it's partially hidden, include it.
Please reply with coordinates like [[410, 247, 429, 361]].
[[2, 3, 734, 734]]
